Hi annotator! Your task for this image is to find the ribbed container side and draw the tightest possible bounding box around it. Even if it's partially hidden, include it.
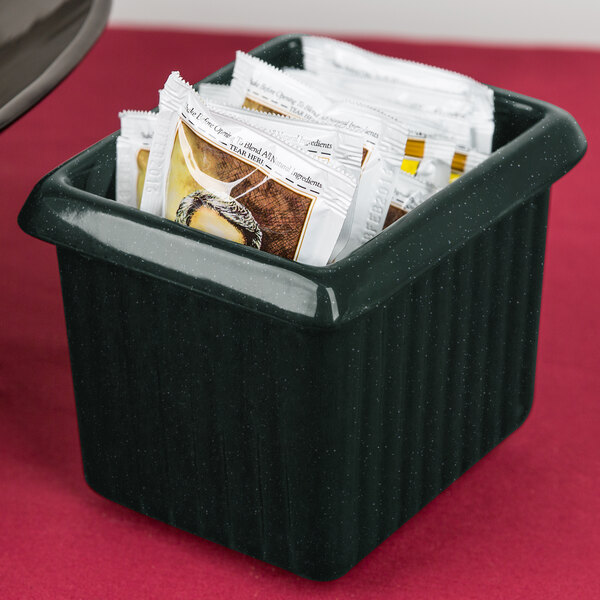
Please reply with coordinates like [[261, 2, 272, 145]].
[[342, 190, 550, 567], [58, 248, 352, 577], [56, 190, 549, 581]]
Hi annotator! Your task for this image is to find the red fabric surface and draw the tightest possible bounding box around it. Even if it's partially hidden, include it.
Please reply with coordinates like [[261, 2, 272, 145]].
[[1, 28, 599, 598]]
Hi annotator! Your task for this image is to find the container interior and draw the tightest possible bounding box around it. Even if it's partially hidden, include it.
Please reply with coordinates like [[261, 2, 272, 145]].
[[67, 35, 544, 206]]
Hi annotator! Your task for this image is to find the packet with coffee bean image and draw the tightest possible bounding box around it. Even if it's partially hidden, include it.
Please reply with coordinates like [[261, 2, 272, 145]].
[[140, 72, 356, 266], [116, 111, 157, 208]]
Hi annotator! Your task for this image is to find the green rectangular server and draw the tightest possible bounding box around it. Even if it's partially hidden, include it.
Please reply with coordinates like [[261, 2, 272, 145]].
[[18, 35, 587, 580]]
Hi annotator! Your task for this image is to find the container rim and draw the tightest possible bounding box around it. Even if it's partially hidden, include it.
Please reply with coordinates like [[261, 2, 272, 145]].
[[18, 34, 587, 329]]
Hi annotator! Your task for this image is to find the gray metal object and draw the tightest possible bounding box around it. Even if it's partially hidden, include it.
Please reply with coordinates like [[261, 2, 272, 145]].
[[0, 0, 111, 130]]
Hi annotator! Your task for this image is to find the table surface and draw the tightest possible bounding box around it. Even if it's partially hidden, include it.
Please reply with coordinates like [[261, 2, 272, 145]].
[[1, 28, 599, 599]]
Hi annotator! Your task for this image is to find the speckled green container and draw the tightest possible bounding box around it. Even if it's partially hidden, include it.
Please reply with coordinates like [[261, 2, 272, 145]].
[[18, 35, 586, 580]]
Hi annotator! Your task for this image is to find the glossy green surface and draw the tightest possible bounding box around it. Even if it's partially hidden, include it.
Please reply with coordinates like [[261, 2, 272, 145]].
[[18, 35, 587, 580]]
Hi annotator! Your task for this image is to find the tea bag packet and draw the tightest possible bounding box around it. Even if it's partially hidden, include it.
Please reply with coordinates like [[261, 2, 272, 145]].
[[332, 144, 438, 261], [212, 58, 409, 260], [285, 67, 490, 154], [331, 133, 456, 261], [121, 42, 493, 264], [381, 143, 480, 231], [227, 68, 411, 261], [301, 36, 494, 120], [394, 128, 485, 186], [288, 67, 491, 125], [298, 36, 495, 152], [385, 101, 488, 154], [383, 174, 437, 230], [449, 147, 487, 182], [321, 101, 394, 167], [229, 51, 333, 119], [206, 102, 363, 178], [325, 111, 409, 260], [224, 56, 447, 261], [285, 67, 487, 183], [321, 101, 452, 191], [230, 52, 454, 181], [197, 82, 232, 104], [328, 110, 446, 260], [397, 134, 453, 187], [140, 72, 356, 266], [331, 149, 400, 261], [116, 111, 157, 208], [229, 52, 389, 163], [208, 103, 363, 256]]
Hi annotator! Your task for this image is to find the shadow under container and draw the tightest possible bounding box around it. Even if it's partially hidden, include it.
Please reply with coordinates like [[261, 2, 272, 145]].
[[18, 35, 586, 581]]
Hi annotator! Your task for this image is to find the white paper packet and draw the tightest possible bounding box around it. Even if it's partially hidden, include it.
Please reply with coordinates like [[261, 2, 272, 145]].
[[227, 54, 454, 261], [326, 111, 410, 261], [327, 111, 447, 258], [287, 66, 491, 123], [301, 36, 494, 110], [320, 101, 395, 165], [216, 61, 373, 170], [326, 108, 444, 261], [140, 72, 357, 266], [197, 62, 492, 148], [285, 67, 492, 154], [332, 149, 400, 261], [206, 100, 367, 259], [285, 67, 488, 180], [383, 174, 438, 232], [116, 111, 157, 208], [449, 147, 488, 182], [229, 52, 454, 183], [319, 101, 453, 191], [333, 150, 437, 261], [229, 51, 333, 119], [380, 146, 486, 231], [297, 37, 495, 151], [206, 101, 363, 178], [196, 82, 232, 104]]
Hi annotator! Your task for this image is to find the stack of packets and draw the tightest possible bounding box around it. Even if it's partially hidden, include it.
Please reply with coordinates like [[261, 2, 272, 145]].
[[116, 37, 494, 266]]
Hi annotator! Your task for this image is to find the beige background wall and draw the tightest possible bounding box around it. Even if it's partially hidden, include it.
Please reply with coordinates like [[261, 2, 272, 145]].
[[109, 0, 599, 47]]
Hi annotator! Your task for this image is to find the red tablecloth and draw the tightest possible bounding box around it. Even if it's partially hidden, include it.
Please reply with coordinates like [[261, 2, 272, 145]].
[[1, 28, 598, 599]]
